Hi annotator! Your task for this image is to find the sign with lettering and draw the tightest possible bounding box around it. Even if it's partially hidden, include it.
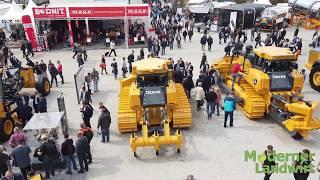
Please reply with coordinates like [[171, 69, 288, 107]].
[[126, 5, 149, 17], [69, 7, 126, 18], [33, 7, 67, 19]]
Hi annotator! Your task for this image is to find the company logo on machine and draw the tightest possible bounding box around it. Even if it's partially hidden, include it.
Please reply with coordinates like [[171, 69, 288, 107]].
[[272, 75, 287, 79], [146, 90, 161, 95]]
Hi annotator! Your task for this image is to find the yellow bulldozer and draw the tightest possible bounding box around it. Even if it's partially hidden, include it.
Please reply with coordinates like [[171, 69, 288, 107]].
[[0, 67, 50, 142], [212, 46, 320, 139], [118, 58, 192, 156], [305, 48, 320, 92]]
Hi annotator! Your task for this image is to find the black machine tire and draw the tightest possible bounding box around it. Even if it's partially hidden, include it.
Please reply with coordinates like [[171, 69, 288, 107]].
[[309, 65, 320, 92], [292, 132, 303, 140], [134, 152, 138, 158], [156, 150, 159, 156], [36, 75, 51, 96], [177, 148, 181, 154], [0, 118, 14, 142]]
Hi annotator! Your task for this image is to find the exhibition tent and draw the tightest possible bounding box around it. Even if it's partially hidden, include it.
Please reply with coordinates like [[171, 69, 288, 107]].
[[0, 0, 25, 21]]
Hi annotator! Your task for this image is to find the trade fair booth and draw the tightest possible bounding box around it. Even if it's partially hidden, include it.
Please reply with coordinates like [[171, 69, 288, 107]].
[[31, 4, 150, 50]]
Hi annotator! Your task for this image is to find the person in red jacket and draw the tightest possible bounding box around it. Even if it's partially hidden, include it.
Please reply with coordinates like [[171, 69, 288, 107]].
[[231, 63, 244, 90], [56, 60, 64, 84]]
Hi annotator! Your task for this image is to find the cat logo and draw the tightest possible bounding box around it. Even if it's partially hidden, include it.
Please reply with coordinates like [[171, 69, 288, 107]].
[[253, 79, 257, 85], [146, 90, 161, 95]]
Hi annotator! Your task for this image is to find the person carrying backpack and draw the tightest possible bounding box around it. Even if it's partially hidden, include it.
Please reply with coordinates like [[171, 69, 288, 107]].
[[38, 136, 59, 179], [61, 133, 77, 175], [80, 102, 93, 128], [80, 123, 93, 164]]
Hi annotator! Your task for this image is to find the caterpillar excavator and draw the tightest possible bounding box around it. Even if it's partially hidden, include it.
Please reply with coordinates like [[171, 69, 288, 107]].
[[118, 58, 192, 156], [212, 46, 320, 139], [0, 66, 50, 142], [305, 48, 320, 92]]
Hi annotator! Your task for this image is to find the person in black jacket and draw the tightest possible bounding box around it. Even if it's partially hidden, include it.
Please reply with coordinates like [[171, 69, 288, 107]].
[[20, 42, 27, 58], [61, 133, 77, 174], [255, 33, 262, 48], [38, 96, 47, 113], [200, 53, 207, 73], [38, 137, 58, 179], [80, 87, 92, 104], [263, 145, 276, 180], [2, 45, 8, 66], [140, 48, 144, 59], [188, 30, 193, 42], [80, 102, 93, 128], [48, 60, 58, 87], [182, 75, 194, 98], [111, 58, 118, 79], [26, 41, 34, 57], [200, 35, 207, 51], [31, 91, 40, 113], [293, 149, 313, 180], [127, 51, 134, 73], [182, 30, 187, 42], [75, 132, 89, 173], [206, 88, 217, 119], [16, 92, 29, 106], [207, 35, 213, 51], [97, 105, 111, 143]]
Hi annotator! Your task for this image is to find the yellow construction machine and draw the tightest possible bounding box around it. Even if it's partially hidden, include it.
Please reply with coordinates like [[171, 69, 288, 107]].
[[305, 48, 320, 92], [212, 46, 320, 139], [118, 58, 192, 156], [0, 67, 50, 142]]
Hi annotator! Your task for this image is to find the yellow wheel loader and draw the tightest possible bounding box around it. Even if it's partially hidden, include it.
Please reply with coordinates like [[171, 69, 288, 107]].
[[118, 58, 192, 156], [0, 67, 50, 142], [212, 46, 320, 139], [305, 48, 320, 92]]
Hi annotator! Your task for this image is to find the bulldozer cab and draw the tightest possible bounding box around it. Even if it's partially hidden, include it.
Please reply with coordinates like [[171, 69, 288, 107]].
[[251, 47, 299, 91], [1, 68, 22, 101], [137, 74, 169, 88]]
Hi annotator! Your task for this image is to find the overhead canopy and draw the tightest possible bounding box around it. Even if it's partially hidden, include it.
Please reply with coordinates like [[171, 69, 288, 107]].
[[0, 1, 25, 21], [23, 112, 64, 130], [0, 2, 11, 16]]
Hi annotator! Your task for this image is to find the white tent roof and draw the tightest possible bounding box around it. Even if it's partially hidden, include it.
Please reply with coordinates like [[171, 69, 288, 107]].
[[23, 0, 37, 17], [0, 1, 25, 21], [50, 0, 129, 6], [253, 0, 272, 5]]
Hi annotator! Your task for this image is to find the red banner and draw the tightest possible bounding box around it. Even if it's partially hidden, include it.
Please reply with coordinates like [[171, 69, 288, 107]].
[[126, 6, 149, 17], [69, 7, 126, 18], [33, 7, 67, 19], [21, 15, 41, 51]]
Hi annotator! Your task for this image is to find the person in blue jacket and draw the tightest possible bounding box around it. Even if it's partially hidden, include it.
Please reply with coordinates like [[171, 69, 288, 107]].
[[224, 93, 236, 128]]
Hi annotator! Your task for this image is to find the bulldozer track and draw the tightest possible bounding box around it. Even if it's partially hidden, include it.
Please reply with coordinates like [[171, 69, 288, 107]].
[[172, 84, 192, 128], [118, 87, 137, 133], [233, 80, 266, 119]]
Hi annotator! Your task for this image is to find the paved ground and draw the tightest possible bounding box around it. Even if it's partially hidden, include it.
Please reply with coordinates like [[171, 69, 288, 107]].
[[5, 26, 320, 180]]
